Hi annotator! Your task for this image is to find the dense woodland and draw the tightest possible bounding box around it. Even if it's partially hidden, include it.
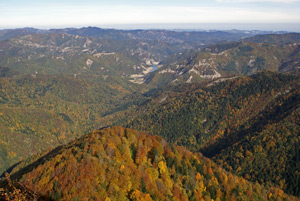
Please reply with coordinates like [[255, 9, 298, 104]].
[[1, 127, 299, 201], [122, 72, 299, 148], [0, 28, 300, 200], [0, 74, 143, 175], [120, 71, 300, 196]]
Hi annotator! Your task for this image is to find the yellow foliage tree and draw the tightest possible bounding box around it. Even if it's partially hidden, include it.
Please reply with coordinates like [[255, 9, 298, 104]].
[[130, 190, 152, 201]]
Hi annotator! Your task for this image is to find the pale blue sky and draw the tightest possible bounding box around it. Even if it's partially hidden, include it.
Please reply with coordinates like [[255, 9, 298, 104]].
[[1, 0, 300, 31]]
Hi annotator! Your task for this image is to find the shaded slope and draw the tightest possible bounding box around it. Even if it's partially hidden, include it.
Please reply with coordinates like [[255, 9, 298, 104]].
[[203, 89, 300, 196], [121, 72, 299, 150], [118, 71, 300, 196]]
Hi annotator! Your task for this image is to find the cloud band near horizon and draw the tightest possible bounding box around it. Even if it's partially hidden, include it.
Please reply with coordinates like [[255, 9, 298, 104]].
[[0, 1, 299, 29]]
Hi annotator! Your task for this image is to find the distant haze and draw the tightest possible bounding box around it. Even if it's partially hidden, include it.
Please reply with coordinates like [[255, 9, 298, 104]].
[[98, 23, 300, 32], [0, 0, 300, 31]]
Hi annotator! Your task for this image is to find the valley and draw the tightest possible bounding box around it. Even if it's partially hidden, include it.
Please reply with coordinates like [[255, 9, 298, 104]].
[[0, 27, 299, 200]]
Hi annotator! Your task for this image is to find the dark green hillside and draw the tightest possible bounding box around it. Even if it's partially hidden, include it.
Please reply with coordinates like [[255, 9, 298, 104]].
[[205, 88, 300, 196], [122, 72, 299, 149], [119, 71, 300, 196], [1, 127, 298, 201], [0, 74, 142, 176]]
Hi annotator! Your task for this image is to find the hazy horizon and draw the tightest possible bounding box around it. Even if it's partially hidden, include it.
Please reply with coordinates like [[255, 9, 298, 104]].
[[1, 23, 300, 33], [1, 0, 300, 32]]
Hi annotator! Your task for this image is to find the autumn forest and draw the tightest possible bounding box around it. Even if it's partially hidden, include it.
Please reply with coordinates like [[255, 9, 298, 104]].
[[0, 27, 299, 200]]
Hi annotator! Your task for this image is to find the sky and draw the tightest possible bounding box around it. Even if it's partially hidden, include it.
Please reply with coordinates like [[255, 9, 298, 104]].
[[1, 0, 300, 31]]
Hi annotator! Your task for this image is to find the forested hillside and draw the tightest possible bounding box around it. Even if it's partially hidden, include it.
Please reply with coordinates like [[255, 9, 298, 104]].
[[0, 74, 143, 175], [0, 28, 262, 175], [1, 127, 298, 201], [206, 92, 300, 196], [0, 28, 300, 200], [120, 71, 300, 196], [122, 72, 299, 148]]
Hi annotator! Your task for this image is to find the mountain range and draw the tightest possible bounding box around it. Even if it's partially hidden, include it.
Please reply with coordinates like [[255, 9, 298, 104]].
[[0, 27, 299, 200]]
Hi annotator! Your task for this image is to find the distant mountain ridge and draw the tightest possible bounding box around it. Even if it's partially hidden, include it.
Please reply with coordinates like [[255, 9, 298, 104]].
[[0, 28, 44, 41], [144, 34, 300, 86], [244, 33, 300, 44], [1, 28, 299, 86], [1, 26, 279, 42]]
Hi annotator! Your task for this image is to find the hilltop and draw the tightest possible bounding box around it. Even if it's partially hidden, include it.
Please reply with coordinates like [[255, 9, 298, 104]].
[[1, 127, 298, 201]]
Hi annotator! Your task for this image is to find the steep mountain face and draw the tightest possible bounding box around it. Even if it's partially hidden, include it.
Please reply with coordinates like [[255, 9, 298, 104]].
[[1, 127, 298, 201], [119, 71, 300, 196], [145, 34, 300, 86]]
